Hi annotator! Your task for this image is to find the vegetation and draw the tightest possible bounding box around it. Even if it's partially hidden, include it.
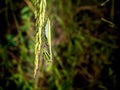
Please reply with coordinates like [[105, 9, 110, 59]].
[[0, 0, 120, 90]]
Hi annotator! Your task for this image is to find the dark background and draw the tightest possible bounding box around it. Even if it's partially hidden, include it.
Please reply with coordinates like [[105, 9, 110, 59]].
[[0, 0, 120, 90]]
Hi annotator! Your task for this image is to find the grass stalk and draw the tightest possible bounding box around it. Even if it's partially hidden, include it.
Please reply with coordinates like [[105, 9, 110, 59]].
[[33, 0, 52, 89]]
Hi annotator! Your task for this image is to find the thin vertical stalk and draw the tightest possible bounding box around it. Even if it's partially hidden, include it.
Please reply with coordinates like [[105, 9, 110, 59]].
[[34, 0, 46, 89], [111, 0, 114, 21], [34, 0, 52, 89]]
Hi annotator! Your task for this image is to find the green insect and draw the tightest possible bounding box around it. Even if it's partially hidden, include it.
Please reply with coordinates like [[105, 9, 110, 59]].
[[34, 0, 52, 78], [43, 18, 52, 62]]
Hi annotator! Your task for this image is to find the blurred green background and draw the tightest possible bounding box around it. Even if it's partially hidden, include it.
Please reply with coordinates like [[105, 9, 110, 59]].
[[0, 0, 120, 90]]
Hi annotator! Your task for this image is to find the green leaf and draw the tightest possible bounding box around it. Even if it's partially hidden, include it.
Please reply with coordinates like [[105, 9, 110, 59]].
[[21, 7, 30, 14]]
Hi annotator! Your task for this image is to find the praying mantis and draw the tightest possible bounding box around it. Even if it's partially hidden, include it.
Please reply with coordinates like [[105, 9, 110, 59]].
[[34, 0, 52, 78]]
